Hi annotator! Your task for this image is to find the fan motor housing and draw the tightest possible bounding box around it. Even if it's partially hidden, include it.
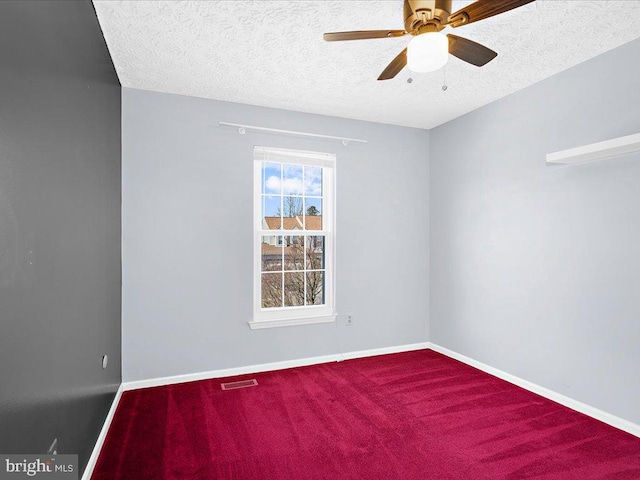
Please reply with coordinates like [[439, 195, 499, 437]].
[[404, 0, 452, 33]]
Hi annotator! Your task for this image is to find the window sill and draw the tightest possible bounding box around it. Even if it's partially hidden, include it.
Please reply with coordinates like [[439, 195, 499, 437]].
[[248, 314, 336, 330]]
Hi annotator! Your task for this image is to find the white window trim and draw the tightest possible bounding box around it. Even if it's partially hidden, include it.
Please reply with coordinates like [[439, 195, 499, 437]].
[[250, 146, 336, 329]]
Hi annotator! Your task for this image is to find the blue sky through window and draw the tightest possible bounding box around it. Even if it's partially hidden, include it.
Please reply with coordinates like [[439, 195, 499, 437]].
[[262, 162, 322, 197], [262, 162, 323, 230]]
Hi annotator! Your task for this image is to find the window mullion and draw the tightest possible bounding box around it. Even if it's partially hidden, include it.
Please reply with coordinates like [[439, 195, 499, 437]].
[[280, 164, 284, 308], [302, 171, 308, 304], [303, 235, 307, 305]]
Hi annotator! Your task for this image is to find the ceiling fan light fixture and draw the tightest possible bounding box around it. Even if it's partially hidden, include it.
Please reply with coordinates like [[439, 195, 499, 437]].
[[407, 32, 448, 73]]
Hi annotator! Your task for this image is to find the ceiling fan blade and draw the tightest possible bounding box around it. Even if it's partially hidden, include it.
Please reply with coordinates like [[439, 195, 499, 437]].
[[447, 34, 497, 67], [323, 30, 407, 42], [448, 0, 535, 28], [377, 48, 408, 81]]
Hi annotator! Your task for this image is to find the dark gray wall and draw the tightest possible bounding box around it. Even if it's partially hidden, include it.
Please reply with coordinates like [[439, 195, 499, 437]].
[[430, 38, 640, 424], [0, 0, 121, 471]]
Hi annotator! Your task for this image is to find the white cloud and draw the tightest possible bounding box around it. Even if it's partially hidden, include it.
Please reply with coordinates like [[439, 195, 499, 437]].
[[304, 167, 322, 196], [283, 178, 303, 195], [265, 175, 281, 193]]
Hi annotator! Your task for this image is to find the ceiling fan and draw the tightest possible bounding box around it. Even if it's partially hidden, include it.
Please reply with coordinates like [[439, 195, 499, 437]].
[[323, 0, 535, 80]]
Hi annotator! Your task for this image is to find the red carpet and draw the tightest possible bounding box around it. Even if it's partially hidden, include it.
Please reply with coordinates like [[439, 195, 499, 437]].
[[92, 350, 640, 479]]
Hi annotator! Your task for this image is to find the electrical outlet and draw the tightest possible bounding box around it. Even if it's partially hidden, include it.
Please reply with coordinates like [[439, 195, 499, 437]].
[[346, 313, 354, 326]]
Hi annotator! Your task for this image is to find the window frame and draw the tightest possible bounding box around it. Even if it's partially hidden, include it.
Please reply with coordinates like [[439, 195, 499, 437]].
[[250, 146, 336, 329]]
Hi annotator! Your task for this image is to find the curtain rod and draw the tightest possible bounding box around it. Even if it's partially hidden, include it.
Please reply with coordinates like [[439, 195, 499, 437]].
[[219, 122, 367, 146]]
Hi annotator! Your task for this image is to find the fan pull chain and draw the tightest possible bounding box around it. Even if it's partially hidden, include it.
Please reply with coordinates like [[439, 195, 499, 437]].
[[442, 65, 448, 91]]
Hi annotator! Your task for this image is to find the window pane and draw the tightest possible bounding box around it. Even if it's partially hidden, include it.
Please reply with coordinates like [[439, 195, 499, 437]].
[[306, 271, 325, 306], [262, 163, 281, 194], [282, 196, 303, 229], [303, 198, 322, 230], [261, 236, 282, 271], [283, 164, 303, 195], [306, 236, 324, 270], [262, 195, 281, 230], [304, 166, 322, 196], [284, 272, 304, 307], [283, 236, 304, 271], [261, 272, 283, 308]]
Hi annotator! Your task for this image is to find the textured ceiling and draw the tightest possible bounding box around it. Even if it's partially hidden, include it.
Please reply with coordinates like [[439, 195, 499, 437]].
[[94, 1, 640, 129]]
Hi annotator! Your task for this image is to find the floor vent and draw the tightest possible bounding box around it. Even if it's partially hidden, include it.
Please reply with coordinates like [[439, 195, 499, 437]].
[[221, 379, 258, 391]]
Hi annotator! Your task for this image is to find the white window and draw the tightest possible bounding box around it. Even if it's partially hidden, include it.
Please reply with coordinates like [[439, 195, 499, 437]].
[[251, 146, 335, 329]]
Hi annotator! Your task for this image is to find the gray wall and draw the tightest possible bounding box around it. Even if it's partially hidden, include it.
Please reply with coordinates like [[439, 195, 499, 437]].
[[0, 0, 121, 471], [122, 88, 429, 382], [430, 38, 640, 424]]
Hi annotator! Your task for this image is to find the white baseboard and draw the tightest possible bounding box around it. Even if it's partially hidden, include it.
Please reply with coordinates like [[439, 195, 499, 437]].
[[82, 384, 124, 480], [428, 343, 640, 438], [122, 342, 430, 391], [341, 342, 429, 361]]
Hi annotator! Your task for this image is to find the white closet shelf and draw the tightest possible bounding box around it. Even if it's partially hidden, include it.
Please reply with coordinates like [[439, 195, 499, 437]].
[[547, 132, 640, 165]]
